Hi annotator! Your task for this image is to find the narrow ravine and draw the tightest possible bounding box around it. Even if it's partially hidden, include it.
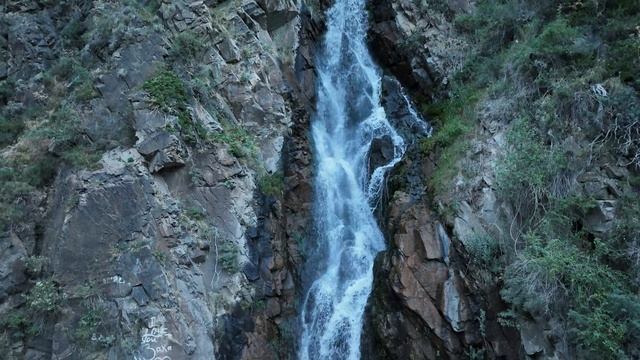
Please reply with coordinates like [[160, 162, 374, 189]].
[[298, 0, 408, 358]]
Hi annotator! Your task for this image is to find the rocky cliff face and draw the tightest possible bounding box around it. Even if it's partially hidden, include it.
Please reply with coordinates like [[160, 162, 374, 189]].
[[368, 0, 469, 102], [366, 0, 640, 359], [0, 0, 324, 359], [3, 0, 638, 359], [364, 2, 520, 358]]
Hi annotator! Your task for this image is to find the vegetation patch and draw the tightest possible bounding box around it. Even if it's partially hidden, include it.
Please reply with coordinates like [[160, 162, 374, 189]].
[[1, 311, 38, 337], [465, 233, 502, 271], [0, 115, 25, 147], [143, 69, 206, 144], [419, 0, 640, 357], [44, 57, 97, 102], [169, 30, 207, 63], [419, 86, 480, 197], [24, 279, 61, 313], [258, 172, 284, 197], [495, 118, 566, 216], [218, 239, 240, 273], [0, 104, 101, 227], [74, 303, 105, 343], [209, 125, 258, 159]]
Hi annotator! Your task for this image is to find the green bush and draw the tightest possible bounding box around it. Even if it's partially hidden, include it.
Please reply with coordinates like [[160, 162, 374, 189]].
[[178, 112, 207, 144], [430, 141, 470, 199], [495, 118, 565, 215], [445, 1, 640, 358], [143, 70, 188, 112], [188, 65, 217, 99], [602, 83, 640, 167], [3, 312, 28, 331], [497, 177, 640, 358], [60, 17, 86, 49], [541, 195, 598, 243], [25, 256, 46, 275], [0, 115, 25, 147], [144, 70, 204, 144], [1, 152, 57, 190], [569, 294, 628, 359], [24, 279, 60, 313], [419, 86, 479, 197], [49, 57, 77, 80], [465, 346, 486, 360], [44, 57, 97, 101], [209, 126, 257, 159], [502, 227, 640, 358], [73, 74, 98, 101], [532, 18, 582, 58], [29, 105, 101, 171], [153, 250, 168, 264], [0, 102, 104, 228], [454, 0, 525, 53], [465, 233, 502, 270], [169, 31, 206, 62], [607, 37, 640, 87], [0, 164, 34, 226], [0, 80, 12, 104], [218, 240, 240, 273], [419, 116, 469, 154], [1, 311, 38, 337], [292, 232, 306, 259], [610, 196, 640, 285], [259, 172, 284, 197], [74, 304, 104, 343], [185, 206, 206, 221], [61, 147, 102, 170]]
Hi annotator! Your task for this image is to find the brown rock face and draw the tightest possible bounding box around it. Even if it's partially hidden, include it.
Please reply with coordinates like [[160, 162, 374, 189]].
[[366, 186, 521, 359], [362, 1, 529, 359], [366, 192, 464, 359]]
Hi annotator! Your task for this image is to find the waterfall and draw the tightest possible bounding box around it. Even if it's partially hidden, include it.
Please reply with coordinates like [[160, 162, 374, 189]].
[[298, 0, 409, 358]]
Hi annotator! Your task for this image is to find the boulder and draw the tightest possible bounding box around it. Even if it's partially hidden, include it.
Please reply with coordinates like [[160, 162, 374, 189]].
[[136, 131, 188, 173], [218, 37, 241, 63], [585, 200, 617, 235]]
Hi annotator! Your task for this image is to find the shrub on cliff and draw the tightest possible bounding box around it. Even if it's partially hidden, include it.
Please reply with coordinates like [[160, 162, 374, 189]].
[[169, 30, 206, 63], [259, 171, 285, 197], [218, 240, 240, 273], [209, 125, 257, 160], [420, 86, 479, 197], [144, 69, 206, 144], [143, 70, 189, 113], [424, 0, 640, 357], [0, 115, 25, 147], [502, 232, 638, 359], [24, 279, 61, 313], [495, 118, 566, 218]]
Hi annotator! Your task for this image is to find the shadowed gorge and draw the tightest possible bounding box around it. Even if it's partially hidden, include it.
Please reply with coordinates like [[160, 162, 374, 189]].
[[0, 0, 639, 359]]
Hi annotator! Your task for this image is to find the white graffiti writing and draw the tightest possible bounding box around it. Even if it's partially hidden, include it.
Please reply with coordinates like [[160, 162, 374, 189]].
[[134, 345, 172, 360], [141, 326, 169, 344], [133, 316, 173, 360], [103, 275, 125, 284]]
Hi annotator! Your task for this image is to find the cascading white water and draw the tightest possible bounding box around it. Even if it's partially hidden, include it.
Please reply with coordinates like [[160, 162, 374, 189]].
[[298, 0, 408, 359]]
